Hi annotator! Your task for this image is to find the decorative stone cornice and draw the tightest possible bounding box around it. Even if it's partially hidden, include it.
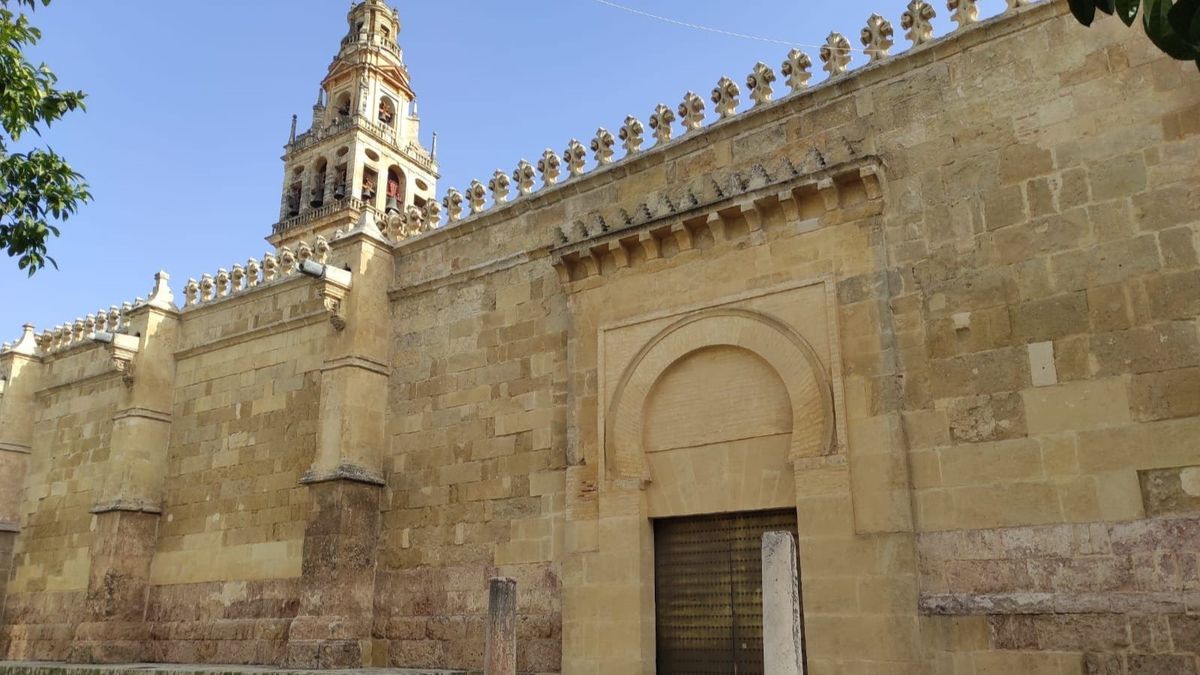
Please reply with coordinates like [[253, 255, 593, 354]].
[[385, 1, 1060, 258], [550, 157, 883, 285]]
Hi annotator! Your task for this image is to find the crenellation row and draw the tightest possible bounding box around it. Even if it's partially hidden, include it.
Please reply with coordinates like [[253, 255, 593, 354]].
[[181, 236, 332, 309], [424, 0, 1041, 231], [2, 272, 177, 357]]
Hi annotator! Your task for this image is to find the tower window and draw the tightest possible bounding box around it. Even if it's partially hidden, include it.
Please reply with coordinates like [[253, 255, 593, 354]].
[[311, 160, 328, 207], [287, 182, 302, 217], [335, 92, 352, 119], [362, 167, 378, 201], [378, 97, 396, 127], [386, 166, 405, 213], [334, 164, 348, 200]]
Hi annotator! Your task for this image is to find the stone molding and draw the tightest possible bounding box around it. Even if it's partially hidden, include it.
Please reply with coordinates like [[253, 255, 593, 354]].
[[922, 591, 1196, 616], [604, 307, 834, 483], [172, 309, 327, 360], [320, 354, 389, 377], [551, 158, 882, 284], [34, 366, 126, 398], [0, 441, 31, 455], [299, 463, 387, 487], [88, 499, 164, 516], [0, 520, 18, 533], [110, 407, 172, 425], [389, 251, 532, 300]]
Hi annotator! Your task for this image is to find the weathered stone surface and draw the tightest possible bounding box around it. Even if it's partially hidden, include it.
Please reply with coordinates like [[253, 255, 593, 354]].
[[2, 2, 1199, 673], [761, 532, 804, 675], [483, 578, 516, 675]]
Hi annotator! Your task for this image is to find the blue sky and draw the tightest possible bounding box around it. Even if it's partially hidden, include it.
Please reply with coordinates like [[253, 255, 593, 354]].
[[0, 0, 1017, 337]]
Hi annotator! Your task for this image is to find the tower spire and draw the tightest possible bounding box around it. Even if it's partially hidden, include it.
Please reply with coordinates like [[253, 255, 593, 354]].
[[268, 2, 438, 248]]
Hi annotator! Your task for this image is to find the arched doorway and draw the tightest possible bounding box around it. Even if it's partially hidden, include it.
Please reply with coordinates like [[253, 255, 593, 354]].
[[604, 308, 833, 673]]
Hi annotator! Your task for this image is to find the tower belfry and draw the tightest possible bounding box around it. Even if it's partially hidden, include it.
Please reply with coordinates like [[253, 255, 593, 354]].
[[269, 0, 438, 247]]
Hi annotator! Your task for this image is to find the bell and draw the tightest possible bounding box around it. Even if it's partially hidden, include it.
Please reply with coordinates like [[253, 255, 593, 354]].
[[386, 196, 400, 213], [310, 196, 324, 208], [333, 185, 346, 200]]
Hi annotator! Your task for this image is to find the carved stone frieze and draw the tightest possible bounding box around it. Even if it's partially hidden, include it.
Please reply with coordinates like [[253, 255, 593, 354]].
[[551, 157, 883, 284]]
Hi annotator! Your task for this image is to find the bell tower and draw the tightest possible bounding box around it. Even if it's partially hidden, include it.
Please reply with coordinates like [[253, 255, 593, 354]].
[[269, 0, 438, 247]]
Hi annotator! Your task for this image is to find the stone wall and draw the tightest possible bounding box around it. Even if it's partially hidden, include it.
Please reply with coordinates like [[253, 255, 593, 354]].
[[380, 226, 567, 671], [0, 1, 1198, 673], [3, 349, 125, 661], [142, 279, 325, 664], [0, 278, 327, 664]]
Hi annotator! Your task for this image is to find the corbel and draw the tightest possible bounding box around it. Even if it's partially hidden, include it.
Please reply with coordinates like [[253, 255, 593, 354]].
[[705, 212, 727, 241], [859, 165, 883, 200], [92, 332, 141, 386], [298, 260, 353, 331], [638, 231, 661, 260], [670, 223, 693, 252], [738, 200, 765, 233], [817, 177, 841, 211], [580, 250, 601, 278], [607, 240, 629, 269], [776, 188, 801, 222], [552, 257, 574, 285]]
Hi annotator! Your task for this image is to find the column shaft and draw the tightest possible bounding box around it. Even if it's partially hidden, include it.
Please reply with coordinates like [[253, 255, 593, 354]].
[[762, 531, 805, 675]]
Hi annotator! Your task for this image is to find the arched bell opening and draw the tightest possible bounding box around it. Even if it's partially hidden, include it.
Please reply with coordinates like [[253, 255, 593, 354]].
[[378, 96, 397, 128], [310, 159, 328, 208], [386, 166, 406, 213], [334, 91, 352, 120], [286, 167, 304, 217]]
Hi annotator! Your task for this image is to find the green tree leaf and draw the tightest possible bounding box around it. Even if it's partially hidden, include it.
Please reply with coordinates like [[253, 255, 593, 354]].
[[1143, 0, 1200, 60], [1115, 0, 1140, 26], [1095, 0, 1116, 15], [0, 0, 90, 275], [1069, 0, 1097, 26]]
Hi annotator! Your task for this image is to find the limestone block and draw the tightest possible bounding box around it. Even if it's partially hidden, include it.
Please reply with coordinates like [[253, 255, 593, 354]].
[[847, 413, 914, 533], [1021, 377, 1132, 435]]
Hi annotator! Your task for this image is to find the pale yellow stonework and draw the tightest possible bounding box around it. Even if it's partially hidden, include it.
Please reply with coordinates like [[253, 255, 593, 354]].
[[1, 0, 1199, 673]]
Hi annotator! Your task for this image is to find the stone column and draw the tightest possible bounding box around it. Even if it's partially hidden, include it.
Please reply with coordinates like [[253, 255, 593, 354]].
[[70, 274, 180, 664], [484, 577, 517, 675], [286, 212, 393, 669], [762, 531, 805, 675], [0, 326, 43, 614]]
